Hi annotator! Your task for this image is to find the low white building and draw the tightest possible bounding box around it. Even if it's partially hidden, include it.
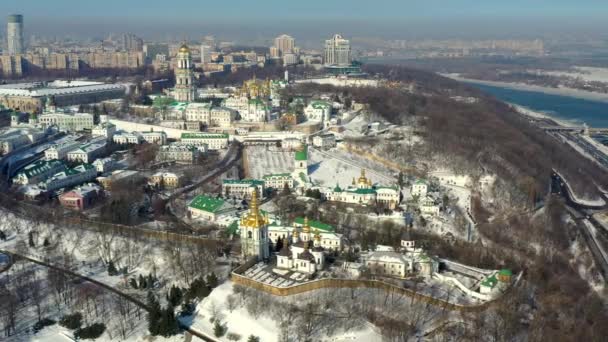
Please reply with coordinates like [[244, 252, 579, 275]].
[[419, 195, 440, 216], [363, 239, 439, 279], [40, 163, 97, 192], [66, 139, 106, 164], [180, 133, 229, 150], [312, 133, 336, 149], [44, 140, 80, 160], [92, 157, 116, 174], [188, 195, 230, 222], [304, 100, 331, 123], [13, 159, 66, 185], [327, 170, 400, 209], [92, 122, 117, 140], [141, 131, 167, 145], [263, 173, 294, 190], [411, 179, 428, 198], [113, 131, 143, 145], [222, 179, 264, 199], [39, 112, 94, 132], [157, 144, 201, 164], [282, 137, 302, 151]]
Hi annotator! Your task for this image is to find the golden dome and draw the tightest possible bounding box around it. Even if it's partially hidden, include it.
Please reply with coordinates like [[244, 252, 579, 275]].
[[240, 190, 268, 229], [179, 44, 190, 53], [292, 227, 299, 239], [358, 169, 368, 185], [314, 229, 321, 242], [302, 216, 311, 234]]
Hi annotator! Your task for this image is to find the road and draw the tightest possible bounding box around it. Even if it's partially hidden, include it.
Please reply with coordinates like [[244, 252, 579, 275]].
[[557, 132, 608, 170], [551, 172, 608, 279]]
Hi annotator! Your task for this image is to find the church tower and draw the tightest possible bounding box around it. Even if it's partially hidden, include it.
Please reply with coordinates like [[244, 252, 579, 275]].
[[174, 44, 196, 102], [239, 190, 270, 260]]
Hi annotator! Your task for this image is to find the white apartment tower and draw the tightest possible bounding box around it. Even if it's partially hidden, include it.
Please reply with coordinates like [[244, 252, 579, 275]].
[[7, 14, 24, 55], [324, 34, 351, 66], [174, 44, 196, 102]]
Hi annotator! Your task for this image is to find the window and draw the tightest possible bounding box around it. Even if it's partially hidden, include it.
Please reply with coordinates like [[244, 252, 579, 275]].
[[247, 231, 252, 239]]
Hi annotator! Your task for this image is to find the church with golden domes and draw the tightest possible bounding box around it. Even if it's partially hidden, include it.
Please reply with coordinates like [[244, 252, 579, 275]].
[[239, 190, 270, 260], [326, 169, 400, 209], [173, 44, 197, 102], [276, 217, 327, 274]]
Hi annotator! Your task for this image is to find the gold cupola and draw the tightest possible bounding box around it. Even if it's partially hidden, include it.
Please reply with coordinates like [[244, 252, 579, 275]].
[[240, 190, 268, 229], [302, 216, 311, 234], [358, 169, 368, 185], [314, 229, 321, 242]]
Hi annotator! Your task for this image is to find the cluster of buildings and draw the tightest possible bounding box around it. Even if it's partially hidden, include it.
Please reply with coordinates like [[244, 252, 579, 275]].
[[0, 80, 126, 113], [323, 169, 400, 210]]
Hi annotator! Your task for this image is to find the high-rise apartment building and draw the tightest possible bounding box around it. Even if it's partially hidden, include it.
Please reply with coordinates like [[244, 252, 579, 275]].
[[7, 14, 24, 55], [324, 34, 351, 66], [200, 44, 212, 63], [273, 34, 295, 57]]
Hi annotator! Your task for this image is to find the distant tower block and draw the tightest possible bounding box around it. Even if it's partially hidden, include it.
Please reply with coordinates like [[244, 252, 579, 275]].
[[7, 14, 24, 55], [174, 44, 196, 102]]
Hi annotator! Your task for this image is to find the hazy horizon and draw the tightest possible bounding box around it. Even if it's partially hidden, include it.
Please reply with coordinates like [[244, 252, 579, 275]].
[[1, 0, 607, 45]]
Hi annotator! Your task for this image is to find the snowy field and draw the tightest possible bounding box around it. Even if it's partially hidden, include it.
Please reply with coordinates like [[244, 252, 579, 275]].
[[308, 147, 396, 188], [246, 146, 294, 179], [544, 66, 608, 84], [184, 281, 384, 342]]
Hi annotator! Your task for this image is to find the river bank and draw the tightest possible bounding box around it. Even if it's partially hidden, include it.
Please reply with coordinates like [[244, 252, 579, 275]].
[[444, 74, 608, 103]]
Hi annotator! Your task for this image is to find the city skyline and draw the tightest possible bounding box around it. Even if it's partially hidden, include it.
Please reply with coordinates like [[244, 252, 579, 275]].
[[0, 1, 607, 42]]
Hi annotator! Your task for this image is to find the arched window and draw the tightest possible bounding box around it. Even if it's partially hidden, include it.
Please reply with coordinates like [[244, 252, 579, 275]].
[[247, 231, 252, 239]]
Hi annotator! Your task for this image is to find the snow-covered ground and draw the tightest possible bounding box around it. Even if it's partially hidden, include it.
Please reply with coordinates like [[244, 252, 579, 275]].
[[246, 146, 294, 179], [544, 66, 608, 84], [308, 147, 395, 188], [185, 281, 384, 342]]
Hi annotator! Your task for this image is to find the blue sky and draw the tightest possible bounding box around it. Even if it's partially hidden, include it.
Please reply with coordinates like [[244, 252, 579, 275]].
[[3, 0, 607, 19], [1, 0, 606, 41]]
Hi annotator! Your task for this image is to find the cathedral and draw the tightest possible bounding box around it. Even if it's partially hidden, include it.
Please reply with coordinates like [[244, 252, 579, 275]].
[[276, 217, 327, 274], [173, 44, 196, 102], [325, 169, 400, 209]]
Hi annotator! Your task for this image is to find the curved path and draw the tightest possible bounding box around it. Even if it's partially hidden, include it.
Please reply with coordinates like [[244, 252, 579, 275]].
[[0, 249, 219, 342]]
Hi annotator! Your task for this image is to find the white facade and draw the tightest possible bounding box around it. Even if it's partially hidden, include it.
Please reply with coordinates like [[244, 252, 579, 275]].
[[41, 164, 97, 192], [44, 140, 80, 160], [180, 133, 229, 150], [304, 101, 331, 123], [113, 132, 143, 145], [92, 122, 116, 140], [312, 134, 336, 149], [39, 112, 94, 132], [141, 131, 167, 145], [263, 174, 294, 190], [66, 140, 106, 164], [92, 157, 116, 174], [324, 34, 351, 66], [411, 180, 428, 198], [222, 179, 264, 199]]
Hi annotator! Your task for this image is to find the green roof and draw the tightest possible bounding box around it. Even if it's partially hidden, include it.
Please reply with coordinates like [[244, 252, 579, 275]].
[[223, 179, 264, 186], [189, 195, 225, 213], [345, 188, 376, 195], [152, 96, 176, 107], [17, 159, 65, 179], [181, 133, 229, 139], [294, 217, 335, 232], [248, 98, 264, 106], [334, 184, 342, 192], [499, 269, 512, 277], [263, 173, 292, 179], [295, 145, 308, 161], [415, 179, 427, 185], [481, 275, 498, 288], [310, 100, 331, 109]]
